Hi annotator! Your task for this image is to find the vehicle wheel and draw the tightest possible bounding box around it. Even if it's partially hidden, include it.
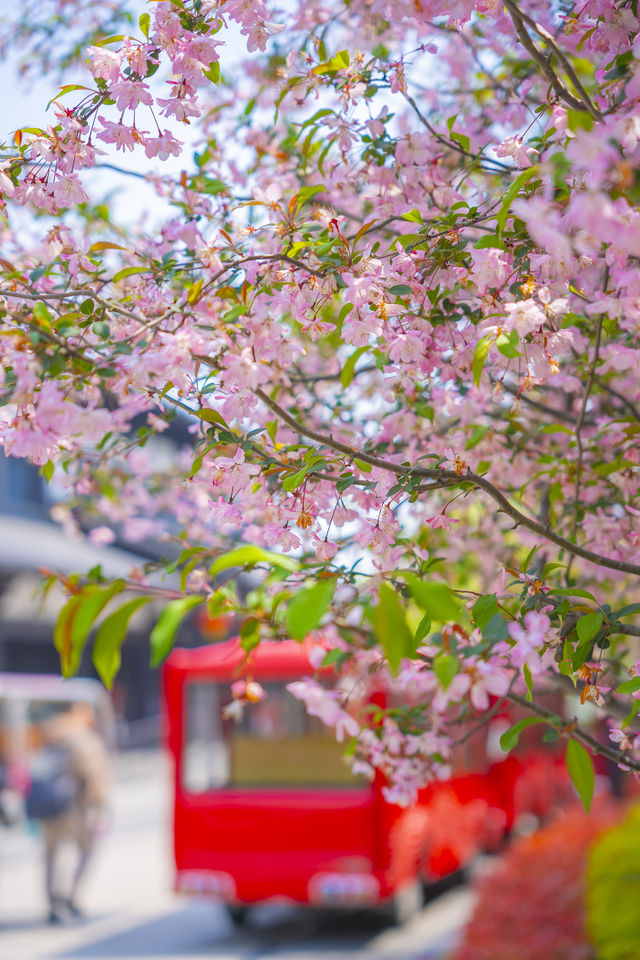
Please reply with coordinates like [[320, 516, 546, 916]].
[[382, 879, 424, 926], [228, 905, 249, 926], [422, 866, 468, 902]]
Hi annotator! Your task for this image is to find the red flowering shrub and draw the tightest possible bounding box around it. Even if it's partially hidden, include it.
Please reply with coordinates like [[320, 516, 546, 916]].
[[452, 803, 619, 960]]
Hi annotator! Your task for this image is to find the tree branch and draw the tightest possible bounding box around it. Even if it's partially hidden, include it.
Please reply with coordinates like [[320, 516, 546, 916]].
[[254, 387, 640, 577], [613, 624, 640, 638], [504, 0, 603, 120], [493, 376, 592, 426], [508, 692, 640, 771]]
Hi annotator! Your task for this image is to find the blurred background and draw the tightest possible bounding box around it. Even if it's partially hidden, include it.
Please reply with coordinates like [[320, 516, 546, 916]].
[[0, 447, 639, 960], [0, 447, 471, 960]]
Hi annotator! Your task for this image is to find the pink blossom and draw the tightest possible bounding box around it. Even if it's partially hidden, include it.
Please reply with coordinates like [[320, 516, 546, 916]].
[[287, 679, 359, 741], [143, 132, 183, 161], [52, 176, 89, 207], [86, 46, 123, 83], [495, 135, 538, 168], [209, 496, 243, 531], [314, 537, 339, 561], [508, 611, 551, 674], [109, 80, 153, 111], [96, 118, 140, 152], [88, 526, 116, 547]]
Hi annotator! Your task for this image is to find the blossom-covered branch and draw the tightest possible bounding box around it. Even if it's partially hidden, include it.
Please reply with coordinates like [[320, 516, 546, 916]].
[[1, 0, 640, 808]]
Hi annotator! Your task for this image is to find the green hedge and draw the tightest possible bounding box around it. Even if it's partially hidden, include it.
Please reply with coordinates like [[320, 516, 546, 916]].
[[588, 804, 640, 960]]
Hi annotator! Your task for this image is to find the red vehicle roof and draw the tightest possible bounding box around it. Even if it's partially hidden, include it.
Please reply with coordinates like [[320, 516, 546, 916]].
[[164, 637, 316, 681]]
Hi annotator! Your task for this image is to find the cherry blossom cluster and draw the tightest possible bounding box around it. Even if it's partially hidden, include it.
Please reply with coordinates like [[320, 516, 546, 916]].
[[1, 0, 640, 803]]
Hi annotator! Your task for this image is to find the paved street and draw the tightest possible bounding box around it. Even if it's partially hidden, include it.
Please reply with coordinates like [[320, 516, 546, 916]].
[[0, 751, 474, 960]]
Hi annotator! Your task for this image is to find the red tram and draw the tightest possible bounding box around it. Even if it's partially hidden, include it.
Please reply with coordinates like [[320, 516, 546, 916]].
[[163, 638, 566, 922]]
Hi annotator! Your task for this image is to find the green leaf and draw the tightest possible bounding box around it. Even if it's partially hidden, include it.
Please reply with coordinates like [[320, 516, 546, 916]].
[[576, 612, 603, 643], [499, 717, 544, 753], [414, 612, 431, 645], [474, 235, 507, 250], [186, 279, 204, 304], [46, 84, 95, 109], [285, 579, 336, 641], [53, 595, 85, 679], [466, 424, 489, 450], [94, 34, 126, 46], [450, 130, 470, 152], [496, 166, 538, 237], [402, 209, 424, 224], [472, 595, 499, 630], [616, 678, 640, 695], [388, 283, 413, 297], [40, 460, 55, 483], [340, 346, 369, 389], [521, 544, 538, 573], [552, 587, 598, 602], [177, 546, 207, 565], [472, 336, 492, 386], [138, 12, 150, 37], [433, 653, 458, 690], [566, 740, 595, 813], [240, 617, 260, 653], [190, 175, 227, 195], [540, 423, 574, 434], [93, 597, 151, 688], [282, 466, 309, 492], [111, 266, 147, 283], [149, 596, 204, 667], [482, 612, 510, 643], [496, 330, 521, 358], [209, 546, 297, 578], [616, 603, 640, 618], [523, 663, 534, 701], [296, 183, 327, 206], [53, 582, 124, 677], [372, 583, 414, 674], [312, 49, 350, 74], [33, 301, 52, 327], [403, 575, 461, 623], [321, 648, 348, 668], [202, 60, 220, 84], [196, 408, 229, 428], [623, 699, 640, 728], [572, 637, 593, 671], [92, 321, 110, 339]]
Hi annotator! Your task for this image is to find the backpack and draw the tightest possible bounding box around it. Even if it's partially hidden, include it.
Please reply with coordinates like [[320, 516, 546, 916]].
[[25, 744, 78, 821]]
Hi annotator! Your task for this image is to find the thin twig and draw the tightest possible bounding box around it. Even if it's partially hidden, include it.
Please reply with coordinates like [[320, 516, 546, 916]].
[[402, 92, 513, 173], [566, 315, 603, 583], [494, 376, 592, 426], [508, 692, 640, 771], [595, 376, 640, 425]]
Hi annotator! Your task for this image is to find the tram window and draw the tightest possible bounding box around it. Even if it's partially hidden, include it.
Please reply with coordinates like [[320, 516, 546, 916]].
[[183, 683, 230, 793], [182, 681, 359, 791]]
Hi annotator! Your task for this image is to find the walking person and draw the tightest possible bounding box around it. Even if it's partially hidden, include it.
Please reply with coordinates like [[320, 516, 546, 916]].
[[27, 702, 110, 924]]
